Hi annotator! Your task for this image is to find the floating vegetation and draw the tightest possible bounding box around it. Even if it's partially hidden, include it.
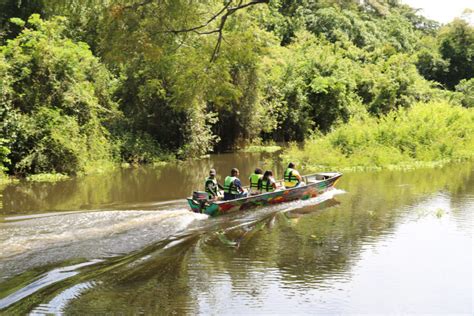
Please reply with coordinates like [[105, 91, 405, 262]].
[[414, 207, 448, 219], [241, 145, 282, 153], [435, 208, 446, 218], [26, 173, 70, 182]]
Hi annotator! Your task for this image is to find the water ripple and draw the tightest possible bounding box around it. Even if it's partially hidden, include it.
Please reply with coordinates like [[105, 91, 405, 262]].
[[29, 281, 95, 316], [0, 260, 101, 310]]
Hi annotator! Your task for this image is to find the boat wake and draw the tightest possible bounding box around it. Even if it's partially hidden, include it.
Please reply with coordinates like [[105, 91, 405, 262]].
[[0, 261, 100, 310], [0, 191, 345, 312], [0, 208, 207, 279], [29, 281, 96, 315]]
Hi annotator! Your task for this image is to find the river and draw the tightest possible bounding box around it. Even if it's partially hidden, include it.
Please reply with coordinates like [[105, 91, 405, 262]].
[[0, 153, 473, 314]]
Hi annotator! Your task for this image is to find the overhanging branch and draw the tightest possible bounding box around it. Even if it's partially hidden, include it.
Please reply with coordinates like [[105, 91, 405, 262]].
[[125, 0, 270, 62]]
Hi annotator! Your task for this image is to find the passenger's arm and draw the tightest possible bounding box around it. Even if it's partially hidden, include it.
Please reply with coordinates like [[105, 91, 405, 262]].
[[235, 179, 244, 193], [271, 180, 278, 190], [207, 182, 217, 196]]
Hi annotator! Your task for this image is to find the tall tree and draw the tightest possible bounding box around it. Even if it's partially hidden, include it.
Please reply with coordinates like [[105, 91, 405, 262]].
[[438, 18, 474, 89]]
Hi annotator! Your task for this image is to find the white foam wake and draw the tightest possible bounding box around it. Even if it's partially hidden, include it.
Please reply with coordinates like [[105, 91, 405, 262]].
[[0, 209, 207, 260]]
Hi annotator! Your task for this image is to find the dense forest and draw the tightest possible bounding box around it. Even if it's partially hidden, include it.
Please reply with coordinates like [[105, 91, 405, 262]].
[[0, 0, 473, 177]]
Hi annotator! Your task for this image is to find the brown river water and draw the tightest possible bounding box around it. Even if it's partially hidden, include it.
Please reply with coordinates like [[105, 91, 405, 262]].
[[0, 152, 473, 314]]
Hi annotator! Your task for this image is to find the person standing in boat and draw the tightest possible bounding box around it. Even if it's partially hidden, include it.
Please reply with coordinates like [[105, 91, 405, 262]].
[[205, 168, 224, 200], [284, 162, 304, 188], [259, 170, 278, 193], [223, 168, 247, 200], [249, 168, 263, 195]]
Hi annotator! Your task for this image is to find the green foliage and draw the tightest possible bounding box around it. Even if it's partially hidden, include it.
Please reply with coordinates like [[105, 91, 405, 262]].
[[241, 139, 282, 153], [114, 129, 172, 164], [26, 172, 69, 182], [455, 78, 474, 108], [242, 145, 282, 153], [0, 0, 44, 40], [283, 101, 474, 171], [260, 32, 360, 140], [0, 53, 12, 176], [260, 30, 433, 142], [104, 1, 273, 152], [0, 138, 10, 174], [437, 19, 474, 89], [1, 15, 117, 175], [414, 36, 449, 82], [269, 0, 425, 51], [14, 108, 88, 174], [366, 53, 433, 114], [1, 1, 473, 177]]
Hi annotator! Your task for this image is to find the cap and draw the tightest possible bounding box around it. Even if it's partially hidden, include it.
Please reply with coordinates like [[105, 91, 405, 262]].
[[209, 169, 216, 176]]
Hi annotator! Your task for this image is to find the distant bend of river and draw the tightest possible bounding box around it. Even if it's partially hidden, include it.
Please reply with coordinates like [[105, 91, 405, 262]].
[[0, 153, 473, 314]]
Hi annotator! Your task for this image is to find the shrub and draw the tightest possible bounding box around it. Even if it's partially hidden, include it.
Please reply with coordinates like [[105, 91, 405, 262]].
[[282, 101, 474, 171], [1, 15, 117, 175], [455, 78, 474, 108]]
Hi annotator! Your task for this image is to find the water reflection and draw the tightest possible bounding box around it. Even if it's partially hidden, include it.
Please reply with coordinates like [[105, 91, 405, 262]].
[[1, 153, 283, 215], [30, 281, 95, 316], [65, 186, 472, 314], [0, 157, 472, 314], [0, 260, 101, 309]]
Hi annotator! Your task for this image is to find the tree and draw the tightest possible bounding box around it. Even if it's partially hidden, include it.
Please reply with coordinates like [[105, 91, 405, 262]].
[[1, 15, 117, 175], [438, 19, 474, 89], [0, 0, 45, 40]]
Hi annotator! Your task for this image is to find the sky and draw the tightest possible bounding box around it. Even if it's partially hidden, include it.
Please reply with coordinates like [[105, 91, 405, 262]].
[[400, 0, 474, 24]]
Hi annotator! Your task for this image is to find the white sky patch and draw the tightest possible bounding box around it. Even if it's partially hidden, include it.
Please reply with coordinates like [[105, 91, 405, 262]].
[[400, 0, 474, 24]]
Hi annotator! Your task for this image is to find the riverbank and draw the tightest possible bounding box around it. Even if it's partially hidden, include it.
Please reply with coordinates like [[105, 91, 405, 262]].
[[282, 101, 474, 172], [0, 161, 166, 183], [2, 101, 473, 183], [0, 142, 281, 183], [5, 99, 472, 181]]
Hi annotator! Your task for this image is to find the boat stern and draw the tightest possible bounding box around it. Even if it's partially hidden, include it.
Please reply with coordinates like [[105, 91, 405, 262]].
[[187, 198, 202, 213]]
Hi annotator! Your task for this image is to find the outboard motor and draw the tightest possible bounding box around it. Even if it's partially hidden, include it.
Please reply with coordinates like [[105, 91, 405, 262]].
[[192, 191, 208, 213]]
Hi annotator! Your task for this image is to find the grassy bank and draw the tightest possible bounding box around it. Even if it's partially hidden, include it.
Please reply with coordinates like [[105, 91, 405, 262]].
[[241, 145, 282, 153], [240, 141, 283, 153], [282, 101, 474, 171], [0, 158, 173, 183]]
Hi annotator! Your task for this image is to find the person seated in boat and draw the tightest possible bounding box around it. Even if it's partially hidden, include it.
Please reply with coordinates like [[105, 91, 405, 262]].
[[205, 168, 224, 200], [223, 168, 248, 200], [249, 168, 263, 195], [259, 170, 278, 193], [284, 162, 304, 188]]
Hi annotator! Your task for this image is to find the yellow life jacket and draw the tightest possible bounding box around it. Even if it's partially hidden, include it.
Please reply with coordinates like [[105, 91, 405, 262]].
[[284, 168, 300, 188]]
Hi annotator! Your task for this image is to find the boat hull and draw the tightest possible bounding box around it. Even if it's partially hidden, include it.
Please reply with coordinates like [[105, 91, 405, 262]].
[[187, 172, 342, 217]]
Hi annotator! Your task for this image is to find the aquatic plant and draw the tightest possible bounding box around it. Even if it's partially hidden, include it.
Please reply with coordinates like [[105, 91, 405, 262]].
[[283, 101, 474, 171], [241, 145, 282, 153], [26, 173, 70, 182]]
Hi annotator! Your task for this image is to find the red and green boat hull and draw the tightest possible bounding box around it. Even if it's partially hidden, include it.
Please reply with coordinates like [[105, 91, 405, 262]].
[[187, 172, 342, 217]]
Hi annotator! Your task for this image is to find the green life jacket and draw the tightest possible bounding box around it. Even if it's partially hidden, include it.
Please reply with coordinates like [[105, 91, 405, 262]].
[[260, 178, 275, 192], [249, 173, 263, 189], [284, 168, 299, 187], [205, 177, 218, 198], [223, 176, 240, 195]]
